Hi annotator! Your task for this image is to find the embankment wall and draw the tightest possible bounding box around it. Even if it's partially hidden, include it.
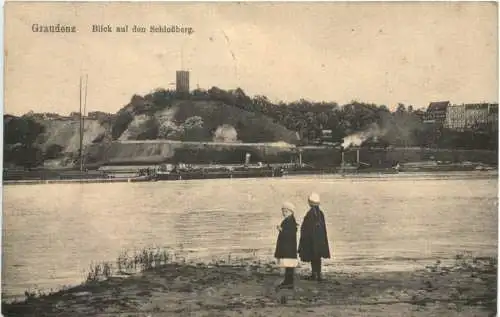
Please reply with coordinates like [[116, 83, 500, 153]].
[[85, 141, 296, 165], [85, 141, 498, 167], [301, 147, 498, 167]]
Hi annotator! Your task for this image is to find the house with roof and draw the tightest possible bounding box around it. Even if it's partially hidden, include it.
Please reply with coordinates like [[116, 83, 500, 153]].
[[423, 101, 450, 125]]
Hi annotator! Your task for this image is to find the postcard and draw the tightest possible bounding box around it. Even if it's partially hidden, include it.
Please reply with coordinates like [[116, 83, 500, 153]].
[[2, 2, 498, 316]]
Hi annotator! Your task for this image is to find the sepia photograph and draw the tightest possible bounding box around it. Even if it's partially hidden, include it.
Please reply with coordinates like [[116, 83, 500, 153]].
[[1, 1, 498, 316]]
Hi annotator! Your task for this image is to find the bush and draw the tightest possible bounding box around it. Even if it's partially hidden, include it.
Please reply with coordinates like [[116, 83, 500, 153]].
[[4, 144, 44, 169], [4, 116, 45, 145], [111, 111, 134, 140], [136, 118, 160, 140], [180, 116, 208, 141], [44, 144, 64, 160]]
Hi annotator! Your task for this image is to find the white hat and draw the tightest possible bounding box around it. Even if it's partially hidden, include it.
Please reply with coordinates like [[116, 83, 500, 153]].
[[308, 192, 320, 205], [282, 201, 295, 213]]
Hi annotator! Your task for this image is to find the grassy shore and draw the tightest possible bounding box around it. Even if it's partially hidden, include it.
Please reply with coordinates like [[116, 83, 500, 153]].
[[2, 249, 497, 317]]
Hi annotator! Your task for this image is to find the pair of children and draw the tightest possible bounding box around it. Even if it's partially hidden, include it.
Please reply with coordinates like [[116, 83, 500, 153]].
[[274, 193, 331, 288]]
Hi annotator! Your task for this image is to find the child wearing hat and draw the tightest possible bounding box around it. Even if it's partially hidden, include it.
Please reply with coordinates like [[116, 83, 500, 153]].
[[298, 192, 331, 281], [274, 201, 299, 289]]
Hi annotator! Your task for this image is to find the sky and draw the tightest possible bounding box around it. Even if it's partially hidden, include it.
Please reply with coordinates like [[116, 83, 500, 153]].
[[4, 2, 499, 116]]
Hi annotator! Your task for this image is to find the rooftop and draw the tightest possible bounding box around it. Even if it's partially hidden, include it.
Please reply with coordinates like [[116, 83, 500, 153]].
[[427, 101, 451, 112]]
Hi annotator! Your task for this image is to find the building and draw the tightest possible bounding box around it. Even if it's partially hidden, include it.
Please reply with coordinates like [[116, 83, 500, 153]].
[[444, 103, 498, 132], [309, 129, 336, 145], [464, 104, 489, 130], [444, 105, 467, 131], [176, 70, 190, 93], [464, 103, 498, 131], [423, 101, 450, 125], [487, 104, 498, 130]]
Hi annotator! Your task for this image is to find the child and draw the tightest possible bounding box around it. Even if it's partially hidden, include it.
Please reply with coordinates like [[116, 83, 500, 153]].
[[298, 192, 331, 282], [274, 202, 298, 289]]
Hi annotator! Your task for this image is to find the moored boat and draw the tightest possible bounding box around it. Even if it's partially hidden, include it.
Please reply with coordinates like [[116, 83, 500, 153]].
[[154, 165, 284, 181], [398, 161, 482, 172]]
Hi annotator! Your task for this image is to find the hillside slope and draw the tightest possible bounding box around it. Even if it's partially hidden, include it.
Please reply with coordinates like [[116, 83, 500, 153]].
[[159, 99, 297, 143], [37, 119, 110, 153], [46, 98, 297, 149], [4, 91, 299, 168], [112, 88, 299, 144]]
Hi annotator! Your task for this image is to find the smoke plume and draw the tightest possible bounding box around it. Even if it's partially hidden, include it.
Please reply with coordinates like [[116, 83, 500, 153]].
[[213, 124, 239, 143], [341, 123, 387, 149]]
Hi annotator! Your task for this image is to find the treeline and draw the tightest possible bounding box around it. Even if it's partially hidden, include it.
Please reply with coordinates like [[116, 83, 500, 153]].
[[4, 87, 498, 168], [112, 87, 497, 150], [4, 115, 48, 168], [4, 115, 87, 168]]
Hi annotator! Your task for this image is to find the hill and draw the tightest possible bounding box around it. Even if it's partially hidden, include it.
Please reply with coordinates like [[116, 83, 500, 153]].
[[3, 88, 299, 168], [115, 98, 298, 144], [4, 87, 498, 169]]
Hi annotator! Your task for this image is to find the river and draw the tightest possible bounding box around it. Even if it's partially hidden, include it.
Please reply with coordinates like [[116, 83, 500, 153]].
[[2, 172, 498, 300]]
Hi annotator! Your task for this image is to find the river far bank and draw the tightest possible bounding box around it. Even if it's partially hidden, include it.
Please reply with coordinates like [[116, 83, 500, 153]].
[[3, 167, 497, 186], [2, 249, 497, 317]]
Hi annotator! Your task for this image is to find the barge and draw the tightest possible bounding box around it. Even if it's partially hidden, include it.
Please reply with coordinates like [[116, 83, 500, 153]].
[[398, 161, 485, 173], [3, 175, 153, 185], [152, 165, 284, 181]]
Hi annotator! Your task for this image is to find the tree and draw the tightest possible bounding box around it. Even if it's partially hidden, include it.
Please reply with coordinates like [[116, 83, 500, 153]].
[[4, 144, 44, 169], [4, 116, 45, 145], [111, 111, 134, 139], [181, 116, 206, 141], [396, 103, 406, 114], [44, 144, 64, 160], [158, 121, 183, 139], [183, 116, 204, 129]]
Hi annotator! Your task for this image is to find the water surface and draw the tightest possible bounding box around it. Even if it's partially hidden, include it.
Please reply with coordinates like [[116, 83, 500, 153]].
[[2, 172, 497, 299]]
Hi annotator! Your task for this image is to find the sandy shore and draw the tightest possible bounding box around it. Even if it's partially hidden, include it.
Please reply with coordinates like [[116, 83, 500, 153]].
[[3, 256, 496, 317]]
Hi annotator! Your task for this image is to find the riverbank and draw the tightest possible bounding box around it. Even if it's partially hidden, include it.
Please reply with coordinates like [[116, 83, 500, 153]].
[[2, 176, 151, 185], [3, 252, 496, 317], [3, 169, 497, 185]]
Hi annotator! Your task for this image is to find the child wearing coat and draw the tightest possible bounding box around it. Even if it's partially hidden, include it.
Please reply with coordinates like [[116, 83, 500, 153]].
[[274, 202, 298, 289], [298, 192, 331, 282]]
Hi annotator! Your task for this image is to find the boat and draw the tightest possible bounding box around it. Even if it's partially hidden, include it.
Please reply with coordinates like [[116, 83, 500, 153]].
[[282, 166, 335, 176], [153, 164, 284, 181], [475, 164, 496, 171], [357, 167, 400, 174], [398, 161, 481, 173]]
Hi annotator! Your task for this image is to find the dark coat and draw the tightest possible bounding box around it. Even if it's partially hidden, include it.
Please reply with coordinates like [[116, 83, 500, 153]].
[[298, 206, 331, 262], [274, 215, 298, 259]]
